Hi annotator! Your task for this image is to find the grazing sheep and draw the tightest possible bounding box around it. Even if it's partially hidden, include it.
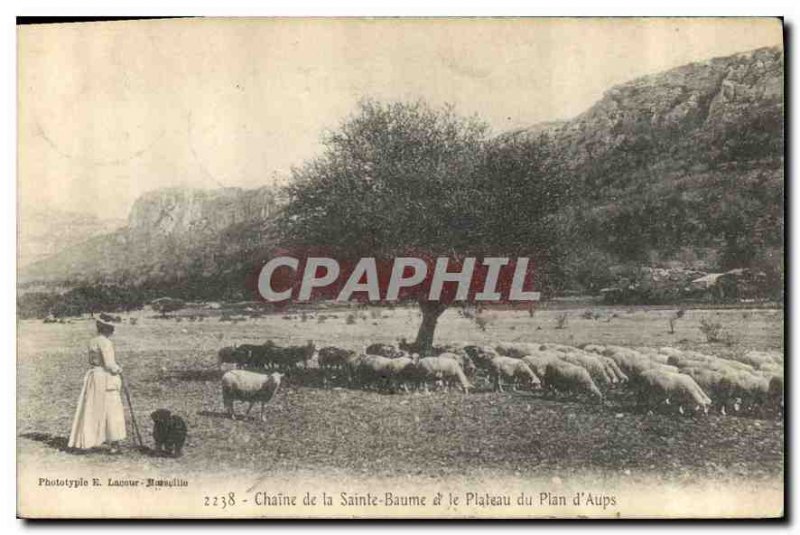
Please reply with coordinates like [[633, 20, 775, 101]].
[[521, 354, 561, 379], [438, 352, 477, 377], [539, 342, 576, 353], [543, 361, 603, 402], [604, 348, 658, 379], [581, 343, 606, 354], [355, 355, 396, 390], [487, 356, 540, 392], [633, 347, 669, 364], [221, 370, 284, 421], [681, 367, 730, 414], [385, 355, 419, 392], [217, 345, 253, 368], [666, 353, 712, 369], [318, 346, 356, 386], [681, 366, 773, 415], [653, 363, 681, 374], [718, 372, 770, 413], [218, 345, 237, 366], [634, 369, 711, 415], [734, 350, 782, 368], [237, 344, 269, 367], [657, 347, 685, 359], [318, 346, 355, 369], [247, 341, 278, 368], [275, 341, 317, 370], [495, 342, 539, 359], [344, 353, 368, 385], [559, 351, 615, 387], [718, 358, 756, 373], [249, 341, 316, 371], [669, 354, 755, 375], [218, 342, 276, 369], [600, 356, 629, 384], [416, 356, 471, 393], [355, 354, 417, 391]]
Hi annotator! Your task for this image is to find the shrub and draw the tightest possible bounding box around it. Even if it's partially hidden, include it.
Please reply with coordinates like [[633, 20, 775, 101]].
[[555, 312, 569, 330], [699, 318, 724, 342]]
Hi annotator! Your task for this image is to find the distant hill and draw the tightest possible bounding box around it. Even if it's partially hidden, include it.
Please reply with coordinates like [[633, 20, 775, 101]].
[[20, 46, 784, 300], [20, 187, 281, 300], [18, 208, 124, 268]]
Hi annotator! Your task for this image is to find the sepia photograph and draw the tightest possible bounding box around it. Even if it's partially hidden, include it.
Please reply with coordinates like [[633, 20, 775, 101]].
[[16, 17, 784, 519]]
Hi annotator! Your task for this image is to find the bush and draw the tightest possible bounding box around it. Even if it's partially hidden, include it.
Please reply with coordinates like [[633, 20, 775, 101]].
[[151, 297, 186, 317], [699, 318, 723, 342], [18, 285, 147, 319], [555, 312, 569, 330]]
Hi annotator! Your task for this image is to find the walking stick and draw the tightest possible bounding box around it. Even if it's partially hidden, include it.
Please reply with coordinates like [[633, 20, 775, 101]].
[[121, 375, 144, 449]]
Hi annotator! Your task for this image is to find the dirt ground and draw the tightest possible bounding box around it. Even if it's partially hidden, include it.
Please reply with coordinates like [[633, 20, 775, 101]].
[[17, 305, 784, 484]]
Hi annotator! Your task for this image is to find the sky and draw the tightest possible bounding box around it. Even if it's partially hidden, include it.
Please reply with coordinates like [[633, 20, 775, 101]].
[[18, 17, 783, 221]]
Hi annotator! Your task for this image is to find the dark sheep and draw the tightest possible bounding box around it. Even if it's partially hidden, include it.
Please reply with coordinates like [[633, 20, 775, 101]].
[[150, 409, 187, 457]]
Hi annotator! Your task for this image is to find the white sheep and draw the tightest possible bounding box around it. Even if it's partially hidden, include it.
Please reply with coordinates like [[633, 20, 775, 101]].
[[495, 342, 539, 358], [221, 370, 284, 421], [635, 369, 711, 415]]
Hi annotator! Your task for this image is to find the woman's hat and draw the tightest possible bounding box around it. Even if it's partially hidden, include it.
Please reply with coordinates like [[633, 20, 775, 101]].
[[96, 313, 117, 330]]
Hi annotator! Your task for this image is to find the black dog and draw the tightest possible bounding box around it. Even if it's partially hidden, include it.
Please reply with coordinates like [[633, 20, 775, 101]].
[[150, 409, 187, 457]]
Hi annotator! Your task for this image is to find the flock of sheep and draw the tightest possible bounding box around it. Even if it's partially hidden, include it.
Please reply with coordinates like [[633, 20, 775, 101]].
[[217, 338, 784, 418]]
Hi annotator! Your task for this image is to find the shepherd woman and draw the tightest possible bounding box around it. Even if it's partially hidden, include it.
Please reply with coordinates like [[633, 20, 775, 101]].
[[68, 315, 127, 452]]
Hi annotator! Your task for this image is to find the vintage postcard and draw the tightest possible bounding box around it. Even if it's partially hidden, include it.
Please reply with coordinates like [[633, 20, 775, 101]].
[[17, 17, 784, 519]]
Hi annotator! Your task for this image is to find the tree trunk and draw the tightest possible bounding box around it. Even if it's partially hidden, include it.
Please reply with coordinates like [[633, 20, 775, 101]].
[[414, 302, 448, 353]]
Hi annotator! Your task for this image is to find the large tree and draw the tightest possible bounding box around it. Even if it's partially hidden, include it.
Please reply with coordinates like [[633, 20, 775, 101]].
[[279, 100, 566, 350]]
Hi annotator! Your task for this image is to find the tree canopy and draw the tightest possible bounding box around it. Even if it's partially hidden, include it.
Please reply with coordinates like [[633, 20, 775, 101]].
[[281, 99, 567, 262], [278, 99, 569, 349]]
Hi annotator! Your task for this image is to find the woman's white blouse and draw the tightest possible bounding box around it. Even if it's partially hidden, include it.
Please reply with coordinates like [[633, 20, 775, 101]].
[[88, 335, 122, 374]]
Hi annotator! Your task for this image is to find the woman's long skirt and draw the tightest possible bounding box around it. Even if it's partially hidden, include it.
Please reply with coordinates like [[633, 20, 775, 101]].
[[68, 367, 127, 449]]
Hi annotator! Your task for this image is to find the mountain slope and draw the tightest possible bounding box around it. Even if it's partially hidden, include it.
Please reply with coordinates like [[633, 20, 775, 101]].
[[498, 46, 783, 290], [18, 208, 124, 268], [21, 187, 281, 299]]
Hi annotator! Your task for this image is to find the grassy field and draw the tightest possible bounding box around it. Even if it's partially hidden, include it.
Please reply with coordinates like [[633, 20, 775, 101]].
[[17, 305, 784, 484]]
